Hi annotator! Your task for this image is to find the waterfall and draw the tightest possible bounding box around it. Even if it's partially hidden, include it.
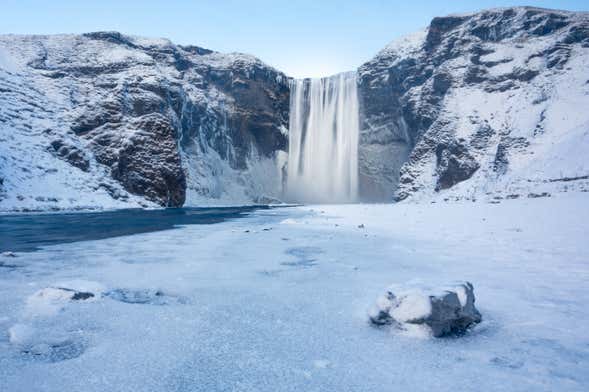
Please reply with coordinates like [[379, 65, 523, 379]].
[[286, 72, 360, 203]]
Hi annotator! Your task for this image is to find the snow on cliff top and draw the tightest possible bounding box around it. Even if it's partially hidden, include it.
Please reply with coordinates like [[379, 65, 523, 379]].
[[445, 6, 588, 18], [378, 29, 427, 59], [0, 32, 275, 74]]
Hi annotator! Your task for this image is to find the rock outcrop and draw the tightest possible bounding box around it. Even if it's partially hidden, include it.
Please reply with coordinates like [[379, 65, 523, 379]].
[[358, 7, 589, 201], [0, 32, 289, 210]]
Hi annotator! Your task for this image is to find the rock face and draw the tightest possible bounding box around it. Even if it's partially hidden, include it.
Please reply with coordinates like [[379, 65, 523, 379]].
[[0, 32, 289, 210], [435, 140, 480, 191], [358, 7, 589, 201], [370, 282, 482, 337]]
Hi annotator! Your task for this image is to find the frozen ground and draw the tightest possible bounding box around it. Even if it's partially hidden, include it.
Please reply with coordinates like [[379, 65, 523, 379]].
[[1, 194, 588, 391]]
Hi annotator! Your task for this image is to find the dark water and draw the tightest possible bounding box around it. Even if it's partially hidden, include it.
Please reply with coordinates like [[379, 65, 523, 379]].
[[0, 206, 267, 252]]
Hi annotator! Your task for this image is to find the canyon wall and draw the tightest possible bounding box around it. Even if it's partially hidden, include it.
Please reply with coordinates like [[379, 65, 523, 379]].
[[1, 7, 588, 211], [358, 7, 589, 201], [0, 32, 289, 211]]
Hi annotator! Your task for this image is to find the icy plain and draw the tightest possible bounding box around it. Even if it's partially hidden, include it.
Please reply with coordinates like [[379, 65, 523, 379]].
[[1, 195, 588, 391]]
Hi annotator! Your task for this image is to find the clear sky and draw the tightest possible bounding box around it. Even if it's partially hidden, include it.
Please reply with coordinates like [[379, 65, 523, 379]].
[[1, 0, 587, 77]]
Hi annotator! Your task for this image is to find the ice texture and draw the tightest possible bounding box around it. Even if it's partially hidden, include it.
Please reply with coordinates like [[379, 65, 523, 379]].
[[1, 194, 588, 391]]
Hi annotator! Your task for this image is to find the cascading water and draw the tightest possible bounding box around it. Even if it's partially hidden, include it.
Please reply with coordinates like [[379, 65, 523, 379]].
[[286, 72, 360, 203]]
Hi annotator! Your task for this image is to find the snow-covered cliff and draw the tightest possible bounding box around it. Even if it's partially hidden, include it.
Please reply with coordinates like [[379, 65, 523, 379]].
[[358, 7, 589, 202], [1, 7, 588, 211], [0, 32, 289, 211]]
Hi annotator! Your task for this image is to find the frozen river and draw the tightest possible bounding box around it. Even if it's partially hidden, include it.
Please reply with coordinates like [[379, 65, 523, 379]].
[[0, 206, 264, 252], [1, 195, 588, 391]]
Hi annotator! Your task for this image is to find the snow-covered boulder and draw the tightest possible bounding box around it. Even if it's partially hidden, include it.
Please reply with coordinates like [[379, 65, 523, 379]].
[[25, 281, 105, 317], [369, 282, 482, 337]]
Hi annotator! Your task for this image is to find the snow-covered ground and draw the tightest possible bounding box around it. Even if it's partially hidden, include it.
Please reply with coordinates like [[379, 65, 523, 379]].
[[1, 195, 588, 391]]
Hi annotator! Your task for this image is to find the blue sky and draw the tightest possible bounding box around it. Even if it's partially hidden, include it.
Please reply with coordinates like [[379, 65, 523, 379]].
[[2, 1, 587, 77]]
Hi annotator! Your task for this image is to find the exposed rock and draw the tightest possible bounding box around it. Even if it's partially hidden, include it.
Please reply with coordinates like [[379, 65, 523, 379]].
[[253, 195, 283, 204], [435, 141, 480, 191], [493, 143, 510, 175], [549, 175, 589, 182], [48, 139, 90, 172], [370, 282, 482, 337], [0, 32, 289, 209], [358, 7, 589, 201], [54, 287, 95, 301], [89, 113, 187, 207], [528, 192, 551, 198]]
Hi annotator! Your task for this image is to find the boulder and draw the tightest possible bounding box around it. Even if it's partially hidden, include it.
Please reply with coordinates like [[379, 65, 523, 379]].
[[370, 282, 482, 337]]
